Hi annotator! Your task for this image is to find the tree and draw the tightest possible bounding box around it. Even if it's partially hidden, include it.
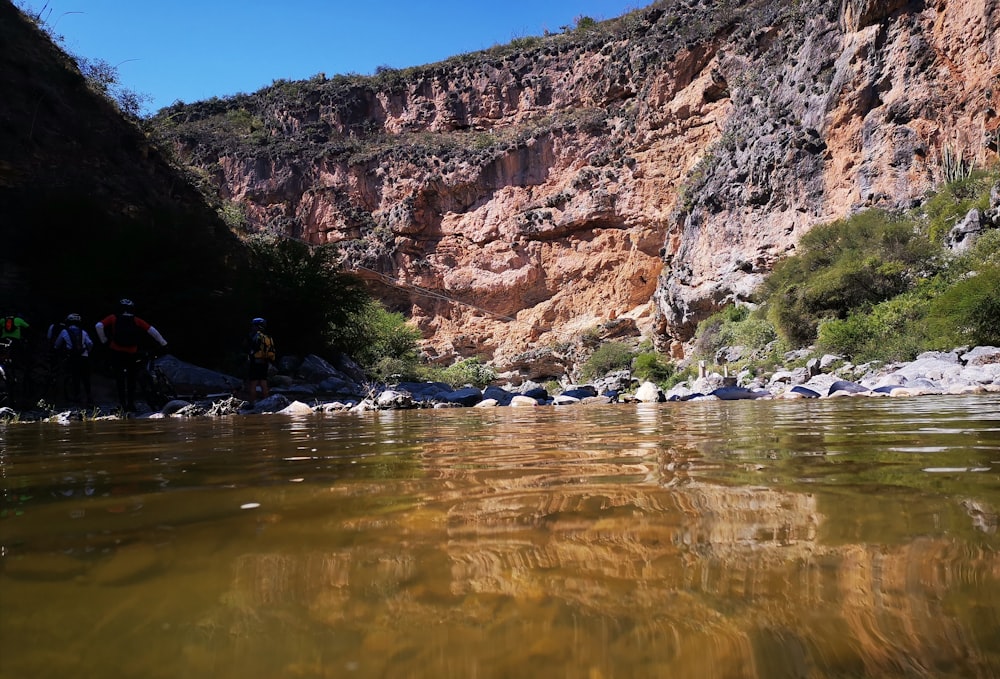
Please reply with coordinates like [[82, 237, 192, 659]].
[[242, 235, 368, 357]]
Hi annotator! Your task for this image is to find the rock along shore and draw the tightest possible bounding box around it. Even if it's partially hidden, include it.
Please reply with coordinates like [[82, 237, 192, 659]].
[[3, 346, 998, 425]]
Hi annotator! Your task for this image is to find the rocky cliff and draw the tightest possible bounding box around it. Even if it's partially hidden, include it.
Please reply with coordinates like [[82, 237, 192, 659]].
[[156, 0, 1000, 374]]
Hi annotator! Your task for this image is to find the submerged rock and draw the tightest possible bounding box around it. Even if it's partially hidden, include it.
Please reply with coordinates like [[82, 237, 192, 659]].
[[89, 543, 163, 586], [3, 552, 88, 581]]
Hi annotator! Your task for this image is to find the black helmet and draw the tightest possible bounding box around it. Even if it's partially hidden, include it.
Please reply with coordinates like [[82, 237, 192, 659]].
[[251, 317, 266, 328], [65, 313, 81, 323], [119, 298, 135, 314]]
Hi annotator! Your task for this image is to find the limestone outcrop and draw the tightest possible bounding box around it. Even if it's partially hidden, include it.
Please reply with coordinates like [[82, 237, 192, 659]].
[[157, 0, 1000, 368]]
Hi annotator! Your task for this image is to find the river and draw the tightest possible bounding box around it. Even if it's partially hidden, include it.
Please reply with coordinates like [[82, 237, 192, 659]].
[[1, 395, 999, 678]]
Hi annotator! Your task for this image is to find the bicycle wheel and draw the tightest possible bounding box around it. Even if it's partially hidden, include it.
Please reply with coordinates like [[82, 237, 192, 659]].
[[0, 365, 8, 407], [1, 362, 19, 409]]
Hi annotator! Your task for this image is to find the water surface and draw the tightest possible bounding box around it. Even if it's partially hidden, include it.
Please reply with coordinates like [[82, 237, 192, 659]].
[[2, 396, 999, 678]]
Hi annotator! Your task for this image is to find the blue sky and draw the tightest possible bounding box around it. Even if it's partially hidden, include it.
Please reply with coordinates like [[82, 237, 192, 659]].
[[20, 1, 646, 115]]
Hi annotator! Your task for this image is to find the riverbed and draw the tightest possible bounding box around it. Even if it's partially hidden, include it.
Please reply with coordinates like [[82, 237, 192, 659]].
[[2, 395, 999, 678]]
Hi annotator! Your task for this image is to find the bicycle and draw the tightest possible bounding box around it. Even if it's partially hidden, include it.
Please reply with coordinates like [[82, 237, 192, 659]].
[[101, 347, 176, 413], [0, 338, 21, 409], [135, 350, 177, 411]]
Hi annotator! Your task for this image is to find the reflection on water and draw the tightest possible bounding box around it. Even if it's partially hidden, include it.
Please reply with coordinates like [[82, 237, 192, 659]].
[[1, 396, 999, 678]]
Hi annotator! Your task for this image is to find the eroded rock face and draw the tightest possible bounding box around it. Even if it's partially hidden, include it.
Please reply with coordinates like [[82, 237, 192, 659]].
[[161, 0, 1000, 366], [655, 0, 999, 348]]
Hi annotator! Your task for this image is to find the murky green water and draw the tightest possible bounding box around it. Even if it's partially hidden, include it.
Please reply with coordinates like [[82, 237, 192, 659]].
[[2, 396, 999, 678]]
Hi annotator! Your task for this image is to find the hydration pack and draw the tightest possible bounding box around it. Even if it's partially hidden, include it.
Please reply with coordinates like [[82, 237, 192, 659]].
[[113, 314, 140, 348], [252, 332, 275, 362], [67, 326, 85, 355], [3, 316, 13, 333]]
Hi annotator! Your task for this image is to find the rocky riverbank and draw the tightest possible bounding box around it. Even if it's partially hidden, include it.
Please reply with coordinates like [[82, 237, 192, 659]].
[[4, 345, 998, 424]]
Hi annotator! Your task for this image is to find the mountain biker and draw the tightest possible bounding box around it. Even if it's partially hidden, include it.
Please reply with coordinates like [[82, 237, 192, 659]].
[[54, 313, 94, 405], [2, 312, 30, 342], [245, 317, 274, 406], [1, 312, 31, 403], [2, 312, 30, 363], [95, 299, 168, 412]]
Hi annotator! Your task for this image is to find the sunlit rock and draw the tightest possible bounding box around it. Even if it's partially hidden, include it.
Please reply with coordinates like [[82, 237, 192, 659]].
[[634, 381, 664, 403], [279, 400, 315, 416]]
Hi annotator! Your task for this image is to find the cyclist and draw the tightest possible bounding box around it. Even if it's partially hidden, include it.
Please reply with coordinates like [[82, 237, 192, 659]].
[[95, 299, 168, 412], [1, 312, 31, 404], [2, 312, 30, 343], [53, 313, 94, 405]]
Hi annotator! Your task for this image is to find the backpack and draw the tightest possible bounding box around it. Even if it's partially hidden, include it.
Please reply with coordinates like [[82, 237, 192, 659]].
[[3, 316, 13, 333], [66, 326, 85, 355], [49, 321, 67, 348], [253, 332, 275, 362], [112, 314, 140, 348]]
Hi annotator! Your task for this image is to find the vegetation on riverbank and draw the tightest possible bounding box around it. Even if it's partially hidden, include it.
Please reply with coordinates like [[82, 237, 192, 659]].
[[574, 169, 1000, 389], [324, 166, 998, 389]]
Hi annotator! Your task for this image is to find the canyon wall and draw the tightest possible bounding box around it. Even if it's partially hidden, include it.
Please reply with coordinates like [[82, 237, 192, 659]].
[[158, 0, 1000, 375]]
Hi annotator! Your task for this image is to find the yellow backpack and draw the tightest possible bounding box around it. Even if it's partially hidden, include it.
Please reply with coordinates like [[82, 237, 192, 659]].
[[253, 332, 275, 362]]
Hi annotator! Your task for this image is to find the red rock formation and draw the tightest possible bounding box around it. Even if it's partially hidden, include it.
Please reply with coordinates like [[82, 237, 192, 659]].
[[159, 0, 1000, 373]]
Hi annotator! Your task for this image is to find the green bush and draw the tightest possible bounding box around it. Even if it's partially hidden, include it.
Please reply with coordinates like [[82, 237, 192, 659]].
[[691, 305, 778, 362], [337, 299, 423, 381], [948, 228, 1000, 275], [242, 235, 368, 357], [721, 304, 750, 323], [728, 315, 778, 349], [754, 167, 998, 359], [691, 314, 724, 359], [817, 291, 931, 362], [580, 342, 635, 381], [438, 358, 496, 389], [632, 352, 675, 383], [922, 171, 995, 243], [927, 265, 1000, 347], [762, 210, 936, 344], [371, 356, 417, 384]]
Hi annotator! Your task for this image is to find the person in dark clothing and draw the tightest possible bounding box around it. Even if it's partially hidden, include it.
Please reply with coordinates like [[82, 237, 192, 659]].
[[53, 313, 94, 405], [1, 312, 32, 404], [95, 299, 168, 412], [245, 317, 274, 406]]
